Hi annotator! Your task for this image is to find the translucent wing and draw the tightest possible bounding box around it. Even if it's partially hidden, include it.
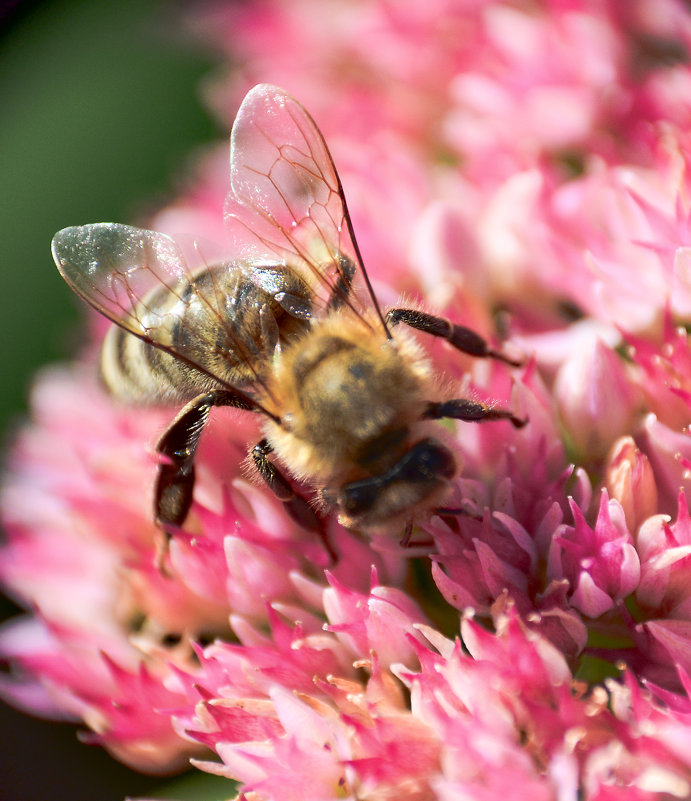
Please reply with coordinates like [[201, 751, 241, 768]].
[[226, 84, 388, 332], [51, 223, 269, 396], [51, 86, 388, 408]]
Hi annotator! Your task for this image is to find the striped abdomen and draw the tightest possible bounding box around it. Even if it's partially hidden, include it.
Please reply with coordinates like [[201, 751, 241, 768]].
[[100, 262, 311, 405]]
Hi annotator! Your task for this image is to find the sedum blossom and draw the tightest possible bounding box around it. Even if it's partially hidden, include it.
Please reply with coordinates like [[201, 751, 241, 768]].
[[5, 0, 691, 799]]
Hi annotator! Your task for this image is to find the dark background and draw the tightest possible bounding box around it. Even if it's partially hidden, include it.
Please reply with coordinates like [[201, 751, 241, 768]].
[[0, 1, 228, 798]]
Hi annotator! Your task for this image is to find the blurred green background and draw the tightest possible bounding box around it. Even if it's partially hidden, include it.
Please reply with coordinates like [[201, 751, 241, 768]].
[[0, 0, 231, 798]]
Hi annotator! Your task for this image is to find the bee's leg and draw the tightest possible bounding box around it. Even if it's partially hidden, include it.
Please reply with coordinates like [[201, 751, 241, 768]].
[[325, 255, 356, 312], [424, 398, 527, 429], [155, 388, 256, 531], [435, 507, 482, 531], [251, 439, 335, 561], [400, 520, 414, 546], [386, 308, 521, 367]]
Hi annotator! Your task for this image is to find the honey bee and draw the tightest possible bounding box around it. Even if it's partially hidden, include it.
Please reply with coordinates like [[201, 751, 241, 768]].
[[51, 84, 525, 557]]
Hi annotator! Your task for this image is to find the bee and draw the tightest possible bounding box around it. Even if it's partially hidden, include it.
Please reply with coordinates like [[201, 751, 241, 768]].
[[51, 84, 525, 559]]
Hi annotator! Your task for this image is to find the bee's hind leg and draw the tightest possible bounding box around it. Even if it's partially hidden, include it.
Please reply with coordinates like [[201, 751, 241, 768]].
[[251, 439, 335, 562]]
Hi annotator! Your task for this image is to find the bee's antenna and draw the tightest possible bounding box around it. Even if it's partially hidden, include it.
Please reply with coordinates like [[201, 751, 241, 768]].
[[337, 180, 392, 340]]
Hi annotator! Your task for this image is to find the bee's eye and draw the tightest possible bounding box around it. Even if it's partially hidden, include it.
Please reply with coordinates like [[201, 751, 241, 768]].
[[338, 438, 456, 518], [340, 481, 379, 514], [404, 439, 456, 481]]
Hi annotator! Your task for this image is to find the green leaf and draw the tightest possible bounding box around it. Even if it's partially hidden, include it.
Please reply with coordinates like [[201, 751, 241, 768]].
[[144, 770, 238, 801]]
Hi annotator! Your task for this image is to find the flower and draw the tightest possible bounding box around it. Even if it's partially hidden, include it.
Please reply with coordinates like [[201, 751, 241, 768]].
[[553, 492, 640, 619], [554, 338, 641, 461], [6, 0, 691, 799], [605, 436, 659, 532]]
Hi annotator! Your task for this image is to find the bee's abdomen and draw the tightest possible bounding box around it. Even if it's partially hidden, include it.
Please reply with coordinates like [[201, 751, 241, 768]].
[[99, 263, 312, 406], [100, 323, 201, 404]]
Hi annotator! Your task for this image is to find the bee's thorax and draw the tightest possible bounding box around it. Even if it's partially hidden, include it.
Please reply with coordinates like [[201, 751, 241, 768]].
[[265, 316, 432, 481]]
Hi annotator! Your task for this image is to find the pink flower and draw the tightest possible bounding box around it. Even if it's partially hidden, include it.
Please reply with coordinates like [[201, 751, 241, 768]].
[[0, 366, 402, 772], [6, 1, 691, 799], [639, 414, 691, 516], [627, 313, 691, 431], [444, 5, 623, 179], [633, 494, 691, 688], [552, 492, 640, 618], [554, 338, 641, 461], [605, 436, 659, 532]]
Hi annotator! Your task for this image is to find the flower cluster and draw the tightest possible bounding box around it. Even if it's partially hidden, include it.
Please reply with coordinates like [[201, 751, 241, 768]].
[[5, 1, 691, 799]]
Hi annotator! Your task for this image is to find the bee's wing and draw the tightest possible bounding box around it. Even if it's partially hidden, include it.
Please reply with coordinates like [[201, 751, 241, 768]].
[[51, 223, 266, 392], [226, 84, 388, 332]]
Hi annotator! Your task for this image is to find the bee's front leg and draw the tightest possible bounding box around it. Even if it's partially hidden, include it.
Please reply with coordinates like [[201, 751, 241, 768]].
[[424, 398, 527, 429], [386, 308, 522, 366]]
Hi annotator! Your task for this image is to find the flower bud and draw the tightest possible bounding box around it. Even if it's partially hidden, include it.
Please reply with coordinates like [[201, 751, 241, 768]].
[[554, 338, 639, 460], [604, 436, 659, 532]]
